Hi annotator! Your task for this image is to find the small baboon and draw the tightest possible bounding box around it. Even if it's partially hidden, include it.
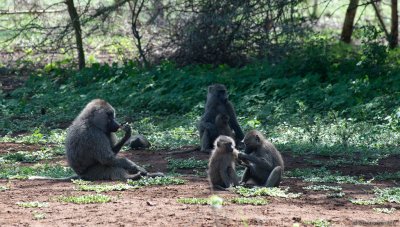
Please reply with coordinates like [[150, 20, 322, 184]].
[[215, 113, 234, 138], [208, 135, 239, 190], [66, 99, 163, 181], [199, 84, 244, 153], [129, 134, 151, 150], [238, 130, 284, 187]]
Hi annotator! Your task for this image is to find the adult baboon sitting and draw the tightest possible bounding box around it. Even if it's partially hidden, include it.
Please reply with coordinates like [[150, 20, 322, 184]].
[[238, 130, 284, 187], [199, 84, 244, 153], [66, 99, 162, 181]]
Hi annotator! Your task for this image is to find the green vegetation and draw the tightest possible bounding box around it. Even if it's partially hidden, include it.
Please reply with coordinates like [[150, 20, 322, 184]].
[[350, 187, 400, 205], [286, 168, 371, 185], [373, 207, 396, 214], [177, 197, 210, 205], [0, 40, 399, 159], [303, 219, 330, 227], [32, 211, 46, 220], [303, 185, 342, 192], [167, 157, 208, 171], [177, 196, 267, 206], [57, 194, 112, 204], [230, 197, 268, 205], [350, 198, 384, 205], [16, 201, 48, 208], [374, 187, 400, 204], [0, 163, 74, 179], [233, 186, 301, 198], [0, 185, 9, 191], [127, 176, 185, 187], [72, 179, 136, 192], [177, 196, 225, 207], [326, 192, 346, 198], [1, 148, 62, 163], [375, 171, 400, 181]]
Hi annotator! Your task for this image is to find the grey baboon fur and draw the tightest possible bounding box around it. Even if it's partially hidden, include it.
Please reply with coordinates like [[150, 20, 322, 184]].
[[238, 130, 284, 187], [129, 134, 151, 150], [66, 99, 154, 181], [199, 84, 244, 153], [208, 135, 239, 190]]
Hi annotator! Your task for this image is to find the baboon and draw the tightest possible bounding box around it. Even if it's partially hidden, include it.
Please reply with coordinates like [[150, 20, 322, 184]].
[[66, 99, 163, 181], [199, 84, 244, 153], [238, 130, 284, 187], [129, 134, 151, 150], [207, 135, 239, 190], [215, 113, 234, 138]]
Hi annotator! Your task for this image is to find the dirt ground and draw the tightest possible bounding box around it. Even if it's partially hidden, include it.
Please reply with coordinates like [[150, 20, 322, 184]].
[[0, 143, 399, 227]]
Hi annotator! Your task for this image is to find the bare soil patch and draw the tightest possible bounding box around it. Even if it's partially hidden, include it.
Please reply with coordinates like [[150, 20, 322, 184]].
[[0, 143, 399, 226]]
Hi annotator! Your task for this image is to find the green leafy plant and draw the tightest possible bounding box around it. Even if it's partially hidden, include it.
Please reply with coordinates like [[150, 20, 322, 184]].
[[303, 219, 330, 227], [177, 197, 210, 205], [303, 185, 342, 192], [233, 186, 301, 198], [230, 197, 268, 205], [167, 157, 208, 171], [0, 185, 9, 191], [32, 211, 46, 220], [58, 194, 112, 204], [177, 195, 225, 207], [373, 207, 396, 214], [127, 176, 186, 187], [0, 163, 74, 179], [17, 201, 48, 208], [327, 192, 345, 198], [72, 179, 136, 192]]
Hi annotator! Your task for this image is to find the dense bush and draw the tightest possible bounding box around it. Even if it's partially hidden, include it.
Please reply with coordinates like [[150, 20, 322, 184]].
[[1, 38, 399, 137]]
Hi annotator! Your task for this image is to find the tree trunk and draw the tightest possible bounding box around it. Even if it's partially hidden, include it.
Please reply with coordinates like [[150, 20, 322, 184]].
[[390, 0, 398, 48], [340, 0, 359, 43], [311, 0, 318, 19], [66, 0, 85, 70]]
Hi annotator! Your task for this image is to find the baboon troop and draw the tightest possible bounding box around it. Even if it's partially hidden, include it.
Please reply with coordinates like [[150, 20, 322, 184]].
[[238, 130, 284, 187], [199, 84, 244, 153], [66, 99, 162, 181], [207, 135, 239, 190], [54, 84, 285, 190]]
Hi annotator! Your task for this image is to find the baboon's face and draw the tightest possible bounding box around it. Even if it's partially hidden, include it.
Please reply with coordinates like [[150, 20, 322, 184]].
[[243, 134, 260, 153], [209, 84, 228, 103], [105, 109, 120, 132], [215, 136, 235, 152], [91, 105, 120, 133], [218, 141, 233, 153], [216, 114, 230, 124]]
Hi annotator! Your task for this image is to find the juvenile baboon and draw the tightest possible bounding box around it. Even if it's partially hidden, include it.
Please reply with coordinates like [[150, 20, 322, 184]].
[[199, 84, 244, 153], [215, 113, 234, 138], [66, 99, 163, 181], [129, 134, 151, 150], [207, 135, 239, 190], [238, 130, 284, 187]]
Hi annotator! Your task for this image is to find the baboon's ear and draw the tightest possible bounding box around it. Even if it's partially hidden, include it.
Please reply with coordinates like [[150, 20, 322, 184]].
[[255, 135, 260, 142], [208, 85, 213, 92], [217, 140, 222, 148]]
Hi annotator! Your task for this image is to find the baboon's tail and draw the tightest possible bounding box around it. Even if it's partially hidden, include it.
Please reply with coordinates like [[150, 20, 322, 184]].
[[28, 175, 80, 181]]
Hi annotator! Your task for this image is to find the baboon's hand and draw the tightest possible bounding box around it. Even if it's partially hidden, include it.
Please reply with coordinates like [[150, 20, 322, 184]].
[[139, 171, 148, 176], [121, 123, 132, 137], [236, 141, 245, 150], [238, 159, 249, 167], [237, 152, 245, 160]]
